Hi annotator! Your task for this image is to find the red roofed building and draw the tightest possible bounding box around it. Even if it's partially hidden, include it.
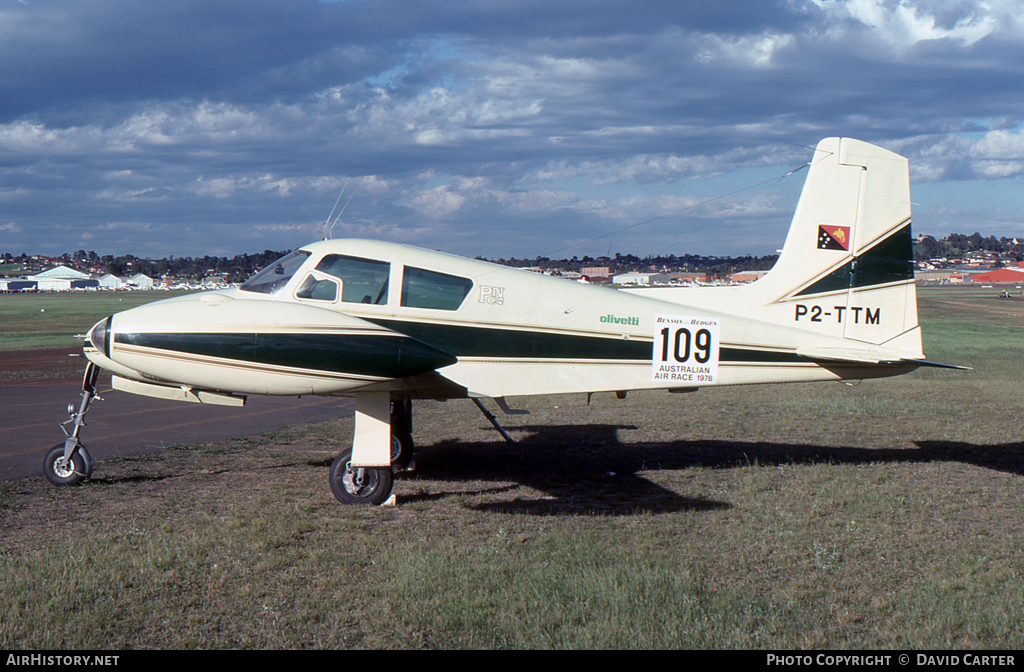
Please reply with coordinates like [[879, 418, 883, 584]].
[[972, 262, 1024, 284]]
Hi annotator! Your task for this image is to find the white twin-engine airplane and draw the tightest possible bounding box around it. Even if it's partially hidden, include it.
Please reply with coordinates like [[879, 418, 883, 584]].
[[46, 138, 956, 504]]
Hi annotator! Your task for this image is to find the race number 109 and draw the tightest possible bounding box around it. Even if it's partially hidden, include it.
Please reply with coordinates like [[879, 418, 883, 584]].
[[651, 315, 720, 384], [658, 326, 713, 364]]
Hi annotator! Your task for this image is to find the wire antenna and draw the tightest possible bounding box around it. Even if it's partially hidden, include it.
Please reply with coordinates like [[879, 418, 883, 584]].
[[323, 181, 359, 241], [323, 182, 347, 240]]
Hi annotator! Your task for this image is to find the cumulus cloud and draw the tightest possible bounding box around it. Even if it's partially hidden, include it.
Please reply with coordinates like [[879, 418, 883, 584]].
[[809, 0, 1014, 48]]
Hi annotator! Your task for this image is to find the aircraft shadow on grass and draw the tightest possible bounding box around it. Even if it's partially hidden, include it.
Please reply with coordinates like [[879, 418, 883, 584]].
[[394, 422, 1024, 516]]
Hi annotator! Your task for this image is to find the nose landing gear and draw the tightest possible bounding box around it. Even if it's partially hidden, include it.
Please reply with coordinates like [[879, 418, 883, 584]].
[[43, 363, 101, 486]]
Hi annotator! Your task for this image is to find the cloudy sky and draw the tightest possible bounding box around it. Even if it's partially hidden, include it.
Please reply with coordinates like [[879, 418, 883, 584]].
[[2, 0, 1024, 260]]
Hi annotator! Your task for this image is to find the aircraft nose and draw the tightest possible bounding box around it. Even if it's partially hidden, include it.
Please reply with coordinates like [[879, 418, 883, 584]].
[[86, 316, 112, 358]]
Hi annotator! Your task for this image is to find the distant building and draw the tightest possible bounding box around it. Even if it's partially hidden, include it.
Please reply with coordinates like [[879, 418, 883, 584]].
[[971, 264, 1024, 284], [30, 265, 91, 280], [28, 265, 98, 291], [921, 268, 958, 282], [612, 272, 670, 286], [126, 273, 155, 289], [0, 279, 38, 292], [730, 271, 768, 283], [98, 274, 124, 289]]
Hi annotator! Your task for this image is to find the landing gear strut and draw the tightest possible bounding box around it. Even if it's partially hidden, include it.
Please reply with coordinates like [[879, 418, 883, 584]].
[[44, 363, 101, 486]]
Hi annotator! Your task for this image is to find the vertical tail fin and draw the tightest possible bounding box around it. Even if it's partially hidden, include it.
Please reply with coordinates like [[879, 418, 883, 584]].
[[754, 138, 921, 355]]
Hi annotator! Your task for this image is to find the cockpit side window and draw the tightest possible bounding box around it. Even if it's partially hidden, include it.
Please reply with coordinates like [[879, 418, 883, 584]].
[[240, 251, 311, 294], [295, 274, 339, 302], [315, 255, 390, 304], [401, 266, 473, 310]]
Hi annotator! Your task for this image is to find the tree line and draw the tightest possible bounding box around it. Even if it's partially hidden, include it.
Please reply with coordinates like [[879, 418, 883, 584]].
[[914, 233, 1024, 261], [483, 252, 780, 276], [2, 249, 291, 284]]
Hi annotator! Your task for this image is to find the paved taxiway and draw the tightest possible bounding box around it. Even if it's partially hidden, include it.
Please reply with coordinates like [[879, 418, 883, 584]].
[[1, 380, 352, 481]]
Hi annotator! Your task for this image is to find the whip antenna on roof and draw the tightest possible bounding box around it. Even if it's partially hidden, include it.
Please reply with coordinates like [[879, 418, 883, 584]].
[[323, 181, 358, 241], [323, 182, 346, 240]]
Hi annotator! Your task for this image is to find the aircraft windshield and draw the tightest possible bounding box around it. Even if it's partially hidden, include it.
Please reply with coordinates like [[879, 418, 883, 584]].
[[240, 251, 311, 294]]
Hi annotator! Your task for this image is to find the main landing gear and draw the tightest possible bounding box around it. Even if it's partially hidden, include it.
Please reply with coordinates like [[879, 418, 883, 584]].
[[43, 363, 101, 486], [327, 396, 523, 505], [328, 396, 415, 506]]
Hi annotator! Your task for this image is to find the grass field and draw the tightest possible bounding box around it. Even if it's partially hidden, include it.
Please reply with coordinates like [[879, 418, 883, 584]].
[[0, 291, 192, 352], [1, 286, 1022, 649]]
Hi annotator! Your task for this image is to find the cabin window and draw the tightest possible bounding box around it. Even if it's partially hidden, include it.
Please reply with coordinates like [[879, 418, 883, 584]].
[[240, 251, 310, 294], [401, 266, 473, 311], [295, 274, 339, 302], [315, 255, 390, 304]]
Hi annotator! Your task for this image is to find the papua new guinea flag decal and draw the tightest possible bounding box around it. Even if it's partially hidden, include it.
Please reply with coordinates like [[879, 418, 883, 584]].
[[817, 225, 851, 251]]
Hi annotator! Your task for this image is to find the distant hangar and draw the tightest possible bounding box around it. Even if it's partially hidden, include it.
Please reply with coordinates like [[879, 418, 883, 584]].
[[0, 265, 156, 292], [1, 265, 98, 292], [970, 265, 1024, 284]]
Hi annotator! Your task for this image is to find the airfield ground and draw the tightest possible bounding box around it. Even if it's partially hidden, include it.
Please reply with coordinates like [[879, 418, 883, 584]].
[[0, 286, 1022, 649]]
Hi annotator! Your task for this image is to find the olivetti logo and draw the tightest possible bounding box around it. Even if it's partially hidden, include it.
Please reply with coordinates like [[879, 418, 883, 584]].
[[600, 314, 640, 326], [479, 286, 505, 305]]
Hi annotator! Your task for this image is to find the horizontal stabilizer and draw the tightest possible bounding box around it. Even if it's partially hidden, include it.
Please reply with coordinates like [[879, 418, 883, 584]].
[[796, 347, 969, 370], [901, 359, 972, 370], [796, 346, 910, 365]]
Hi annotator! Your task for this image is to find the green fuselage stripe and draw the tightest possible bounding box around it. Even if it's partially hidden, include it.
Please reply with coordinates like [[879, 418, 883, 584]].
[[368, 318, 651, 360], [115, 332, 457, 379]]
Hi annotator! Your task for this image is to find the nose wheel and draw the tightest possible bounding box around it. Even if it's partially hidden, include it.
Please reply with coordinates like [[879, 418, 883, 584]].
[[43, 443, 93, 486], [45, 362, 101, 486]]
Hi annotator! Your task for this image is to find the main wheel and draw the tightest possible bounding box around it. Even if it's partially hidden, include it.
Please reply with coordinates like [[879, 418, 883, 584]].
[[389, 399, 414, 470], [43, 444, 92, 486], [329, 449, 394, 505], [391, 432, 413, 471]]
